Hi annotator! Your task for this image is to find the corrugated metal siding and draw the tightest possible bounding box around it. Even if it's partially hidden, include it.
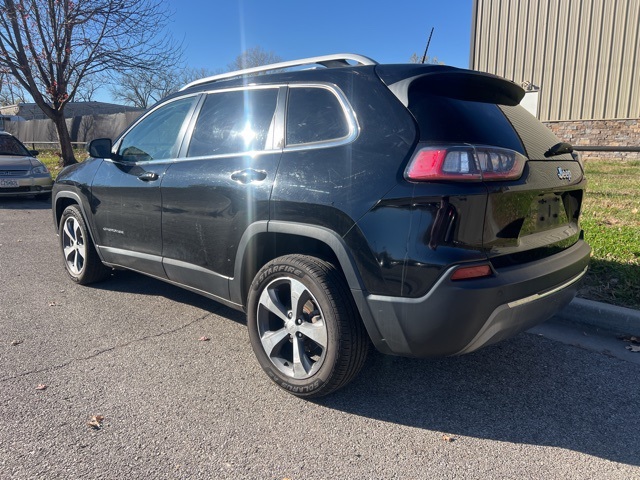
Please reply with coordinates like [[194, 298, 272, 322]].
[[471, 0, 640, 121]]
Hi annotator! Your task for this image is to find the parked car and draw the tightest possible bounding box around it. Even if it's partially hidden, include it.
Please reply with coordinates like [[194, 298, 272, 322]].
[[0, 131, 52, 198], [52, 54, 590, 397]]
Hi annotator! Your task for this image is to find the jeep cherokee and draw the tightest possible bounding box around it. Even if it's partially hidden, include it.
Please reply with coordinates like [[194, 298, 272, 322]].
[[52, 54, 590, 397]]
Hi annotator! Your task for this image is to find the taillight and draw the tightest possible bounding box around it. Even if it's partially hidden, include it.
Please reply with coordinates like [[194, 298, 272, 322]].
[[405, 145, 527, 182]]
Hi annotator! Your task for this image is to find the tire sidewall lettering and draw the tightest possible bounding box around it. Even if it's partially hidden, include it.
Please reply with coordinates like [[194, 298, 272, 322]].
[[255, 265, 304, 288], [265, 369, 323, 394]]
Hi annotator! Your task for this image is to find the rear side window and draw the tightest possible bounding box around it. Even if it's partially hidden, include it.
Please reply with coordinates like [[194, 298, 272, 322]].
[[407, 92, 525, 155], [188, 88, 278, 157], [286, 87, 349, 145]]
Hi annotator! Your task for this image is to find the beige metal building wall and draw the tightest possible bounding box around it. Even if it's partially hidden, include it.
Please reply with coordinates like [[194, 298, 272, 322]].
[[470, 0, 640, 121]]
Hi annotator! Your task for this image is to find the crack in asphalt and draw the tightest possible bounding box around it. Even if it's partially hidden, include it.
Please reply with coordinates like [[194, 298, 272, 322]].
[[1, 312, 216, 382]]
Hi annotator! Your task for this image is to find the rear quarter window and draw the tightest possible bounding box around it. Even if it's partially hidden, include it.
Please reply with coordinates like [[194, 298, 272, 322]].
[[286, 87, 350, 145], [407, 92, 525, 155]]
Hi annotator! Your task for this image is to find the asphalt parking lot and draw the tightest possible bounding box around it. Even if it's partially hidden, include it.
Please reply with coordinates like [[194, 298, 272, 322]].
[[1, 198, 639, 479]]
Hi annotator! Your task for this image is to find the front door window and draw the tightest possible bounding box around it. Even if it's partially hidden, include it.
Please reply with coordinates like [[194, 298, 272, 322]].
[[118, 96, 198, 163]]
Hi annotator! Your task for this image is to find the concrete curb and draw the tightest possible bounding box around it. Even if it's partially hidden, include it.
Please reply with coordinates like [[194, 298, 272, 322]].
[[555, 297, 640, 336]]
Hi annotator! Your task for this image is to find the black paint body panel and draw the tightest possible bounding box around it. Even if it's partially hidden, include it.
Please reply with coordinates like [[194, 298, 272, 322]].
[[52, 61, 590, 358]]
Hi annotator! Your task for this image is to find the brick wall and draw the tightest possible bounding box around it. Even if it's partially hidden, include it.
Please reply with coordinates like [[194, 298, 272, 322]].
[[543, 119, 640, 161]]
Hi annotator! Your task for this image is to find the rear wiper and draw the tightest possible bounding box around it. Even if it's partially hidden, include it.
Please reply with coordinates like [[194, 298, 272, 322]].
[[544, 142, 573, 158]]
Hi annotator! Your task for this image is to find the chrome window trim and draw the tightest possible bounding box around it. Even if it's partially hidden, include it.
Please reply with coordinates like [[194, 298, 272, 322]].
[[284, 83, 359, 152], [174, 149, 280, 163], [106, 83, 359, 167], [197, 84, 284, 96]]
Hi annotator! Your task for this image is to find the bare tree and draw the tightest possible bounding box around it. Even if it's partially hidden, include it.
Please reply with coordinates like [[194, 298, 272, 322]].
[[0, 0, 181, 166], [110, 70, 172, 109], [111, 47, 284, 110], [0, 65, 25, 105], [110, 66, 219, 109], [227, 46, 283, 73], [409, 53, 443, 65], [73, 75, 103, 102]]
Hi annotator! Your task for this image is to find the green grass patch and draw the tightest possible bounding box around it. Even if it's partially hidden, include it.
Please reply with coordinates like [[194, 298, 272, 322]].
[[37, 149, 88, 180], [579, 158, 640, 309]]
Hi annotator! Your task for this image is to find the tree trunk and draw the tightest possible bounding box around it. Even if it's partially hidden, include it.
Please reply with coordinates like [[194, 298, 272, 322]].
[[51, 113, 77, 167]]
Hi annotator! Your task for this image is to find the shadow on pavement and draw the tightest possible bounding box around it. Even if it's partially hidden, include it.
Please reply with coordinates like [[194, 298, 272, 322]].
[[91, 269, 246, 325], [316, 334, 640, 466], [78, 267, 640, 466], [0, 196, 51, 210]]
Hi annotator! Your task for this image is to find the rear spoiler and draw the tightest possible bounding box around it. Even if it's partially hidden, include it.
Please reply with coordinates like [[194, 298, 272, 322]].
[[378, 65, 525, 107]]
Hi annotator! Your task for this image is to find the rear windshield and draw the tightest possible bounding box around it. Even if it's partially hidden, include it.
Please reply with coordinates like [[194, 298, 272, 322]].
[[407, 92, 525, 155]]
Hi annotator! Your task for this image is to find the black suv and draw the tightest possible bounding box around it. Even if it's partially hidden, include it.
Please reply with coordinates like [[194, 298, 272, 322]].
[[53, 54, 590, 397]]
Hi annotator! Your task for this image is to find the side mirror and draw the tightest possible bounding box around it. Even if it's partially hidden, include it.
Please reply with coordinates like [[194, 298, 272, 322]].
[[88, 138, 113, 159], [29, 150, 39, 156]]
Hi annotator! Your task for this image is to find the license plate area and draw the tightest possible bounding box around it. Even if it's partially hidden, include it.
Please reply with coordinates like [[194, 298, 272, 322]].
[[0, 179, 19, 188], [522, 193, 569, 235]]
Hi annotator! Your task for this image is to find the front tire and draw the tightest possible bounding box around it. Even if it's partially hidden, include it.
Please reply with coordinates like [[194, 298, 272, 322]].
[[247, 255, 369, 398], [59, 205, 110, 284]]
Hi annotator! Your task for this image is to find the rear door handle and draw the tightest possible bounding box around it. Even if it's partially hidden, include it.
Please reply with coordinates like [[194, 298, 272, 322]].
[[138, 171, 159, 182], [230, 169, 267, 184]]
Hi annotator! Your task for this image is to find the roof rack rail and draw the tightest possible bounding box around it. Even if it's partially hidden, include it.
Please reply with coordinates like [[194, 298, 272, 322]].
[[180, 53, 378, 91]]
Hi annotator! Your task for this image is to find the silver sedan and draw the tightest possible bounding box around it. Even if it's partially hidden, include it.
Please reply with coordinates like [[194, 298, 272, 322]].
[[0, 131, 53, 198]]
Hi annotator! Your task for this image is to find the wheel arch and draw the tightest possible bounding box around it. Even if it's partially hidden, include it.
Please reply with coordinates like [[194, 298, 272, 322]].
[[53, 191, 85, 228], [231, 221, 384, 348], [231, 221, 364, 305], [53, 191, 106, 264]]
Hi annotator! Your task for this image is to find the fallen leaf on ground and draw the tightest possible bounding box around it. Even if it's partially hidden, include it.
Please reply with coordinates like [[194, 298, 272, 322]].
[[626, 345, 640, 353], [48, 301, 61, 307], [198, 336, 210, 342], [87, 415, 105, 429], [11, 340, 23, 346], [442, 434, 455, 442], [36, 384, 47, 390]]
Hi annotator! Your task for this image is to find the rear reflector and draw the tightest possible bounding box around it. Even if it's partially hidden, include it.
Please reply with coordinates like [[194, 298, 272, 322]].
[[450, 264, 493, 281], [405, 145, 527, 182]]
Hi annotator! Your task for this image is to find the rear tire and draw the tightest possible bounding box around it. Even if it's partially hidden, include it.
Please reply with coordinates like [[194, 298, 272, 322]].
[[247, 255, 369, 398], [59, 205, 110, 284]]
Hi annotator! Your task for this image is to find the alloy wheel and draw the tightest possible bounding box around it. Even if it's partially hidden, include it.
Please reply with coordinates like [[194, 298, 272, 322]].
[[62, 216, 86, 275], [256, 277, 329, 380]]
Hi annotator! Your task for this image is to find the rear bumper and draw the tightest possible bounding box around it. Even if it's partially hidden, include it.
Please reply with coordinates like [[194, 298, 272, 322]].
[[357, 240, 591, 357]]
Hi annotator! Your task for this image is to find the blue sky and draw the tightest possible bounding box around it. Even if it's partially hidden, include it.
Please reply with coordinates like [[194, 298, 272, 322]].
[[164, 0, 474, 71]]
